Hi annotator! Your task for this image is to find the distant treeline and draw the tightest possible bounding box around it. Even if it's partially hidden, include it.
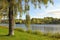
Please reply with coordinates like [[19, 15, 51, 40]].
[[31, 17, 60, 24], [1, 17, 60, 24]]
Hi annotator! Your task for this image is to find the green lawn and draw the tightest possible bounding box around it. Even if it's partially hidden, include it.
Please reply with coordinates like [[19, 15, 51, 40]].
[[0, 26, 60, 40]]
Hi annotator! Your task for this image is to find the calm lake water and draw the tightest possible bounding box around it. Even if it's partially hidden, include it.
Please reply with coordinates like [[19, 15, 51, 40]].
[[0, 24, 60, 33]]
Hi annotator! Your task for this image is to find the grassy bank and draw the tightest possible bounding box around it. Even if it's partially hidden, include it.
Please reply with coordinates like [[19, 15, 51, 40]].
[[0, 26, 60, 40]]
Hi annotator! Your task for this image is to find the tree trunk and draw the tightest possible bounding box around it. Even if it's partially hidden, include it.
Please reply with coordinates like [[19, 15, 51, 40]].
[[25, 11, 30, 31], [0, 18, 1, 23], [8, 0, 14, 36]]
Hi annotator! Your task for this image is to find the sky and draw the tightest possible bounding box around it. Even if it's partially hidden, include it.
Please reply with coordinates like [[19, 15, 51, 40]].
[[18, 0, 60, 19]]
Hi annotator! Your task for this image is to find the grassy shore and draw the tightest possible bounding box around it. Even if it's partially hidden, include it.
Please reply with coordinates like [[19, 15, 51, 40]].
[[0, 26, 60, 40]]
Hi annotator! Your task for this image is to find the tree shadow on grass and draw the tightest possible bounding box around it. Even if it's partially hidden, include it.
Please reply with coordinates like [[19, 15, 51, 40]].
[[0, 34, 9, 37], [0, 34, 15, 38]]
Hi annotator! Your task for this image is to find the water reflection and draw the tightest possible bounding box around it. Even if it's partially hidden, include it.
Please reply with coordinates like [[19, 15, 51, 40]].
[[0, 24, 60, 33]]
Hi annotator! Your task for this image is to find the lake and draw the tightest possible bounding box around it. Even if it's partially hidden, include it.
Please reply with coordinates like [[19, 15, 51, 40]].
[[0, 24, 60, 33]]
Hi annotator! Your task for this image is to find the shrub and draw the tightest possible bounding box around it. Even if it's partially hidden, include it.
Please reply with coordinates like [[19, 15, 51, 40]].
[[15, 28, 25, 32], [26, 30, 32, 34], [43, 32, 52, 37], [44, 32, 60, 39], [52, 33, 60, 38], [32, 30, 43, 36]]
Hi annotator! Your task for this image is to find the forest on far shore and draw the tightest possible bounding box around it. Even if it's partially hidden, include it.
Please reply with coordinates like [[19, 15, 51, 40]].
[[1, 17, 60, 24]]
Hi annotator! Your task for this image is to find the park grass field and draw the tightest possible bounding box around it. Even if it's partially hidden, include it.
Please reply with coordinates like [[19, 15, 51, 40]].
[[0, 26, 60, 40]]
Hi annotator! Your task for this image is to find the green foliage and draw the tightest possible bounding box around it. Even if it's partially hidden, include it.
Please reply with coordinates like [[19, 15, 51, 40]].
[[32, 31, 43, 36], [25, 14, 31, 30], [43, 32, 52, 37], [2, 17, 60, 24], [31, 17, 60, 24], [51, 33, 60, 38], [0, 0, 54, 24], [26, 30, 32, 34], [15, 28, 25, 32], [44, 17, 53, 24], [42, 0, 48, 4], [43, 32, 60, 39], [0, 0, 54, 15]]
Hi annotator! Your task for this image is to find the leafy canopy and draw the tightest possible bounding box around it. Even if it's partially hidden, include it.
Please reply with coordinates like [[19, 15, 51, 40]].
[[0, 0, 53, 15]]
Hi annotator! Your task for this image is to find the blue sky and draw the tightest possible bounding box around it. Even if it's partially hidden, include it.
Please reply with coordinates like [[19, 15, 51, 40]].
[[18, 0, 60, 19]]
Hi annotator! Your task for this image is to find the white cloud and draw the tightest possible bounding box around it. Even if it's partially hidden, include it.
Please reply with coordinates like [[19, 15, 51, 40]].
[[45, 9, 60, 18]]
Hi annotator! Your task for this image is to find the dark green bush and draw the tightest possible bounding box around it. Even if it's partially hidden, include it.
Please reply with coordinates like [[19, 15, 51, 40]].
[[52, 33, 60, 38], [32, 31, 43, 36], [26, 30, 32, 34], [15, 28, 25, 32], [43, 32, 52, 36]]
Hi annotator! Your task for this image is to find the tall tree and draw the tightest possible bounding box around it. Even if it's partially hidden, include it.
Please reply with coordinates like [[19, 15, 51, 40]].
[[25, 12, 30, 30], [0, 0, 53, 36], [7, 0, 15, 36], [0, 13, 3, 23]]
